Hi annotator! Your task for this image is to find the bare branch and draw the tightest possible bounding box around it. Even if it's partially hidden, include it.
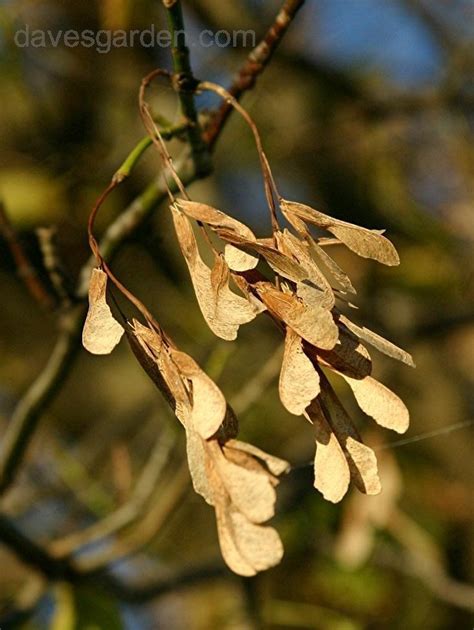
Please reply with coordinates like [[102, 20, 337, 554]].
[[163, 0, 212, 176], [0, 511, 226, 605], [36, 226, 75, 309], [0, 202, 55, 310], [0, 308, 83, 493], [0, 513, 79, 581], [205, 0, 306, 145]]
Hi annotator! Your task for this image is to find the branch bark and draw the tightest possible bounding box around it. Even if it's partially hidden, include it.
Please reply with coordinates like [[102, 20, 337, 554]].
[[205, 0, 306, 146], [164, 0, 212, 176], [0, 202, 55, 310]]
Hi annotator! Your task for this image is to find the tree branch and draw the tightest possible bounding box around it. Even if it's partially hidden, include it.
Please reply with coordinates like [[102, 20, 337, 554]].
[[36, 226, 75, 309], [164, 0, 212, 176], [0, 307, 83, 493], [0, 202, 55, 311], [103, 563, 227, 604], [0, 511, 227, 605], [205, 0, 306, 146], [0, 513, 79, 582]]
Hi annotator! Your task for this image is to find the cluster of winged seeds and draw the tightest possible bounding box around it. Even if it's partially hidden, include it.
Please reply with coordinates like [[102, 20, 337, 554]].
[[83, 268, 289, 575], [169, 197, 413, 503], [82, 192, 413, 575]]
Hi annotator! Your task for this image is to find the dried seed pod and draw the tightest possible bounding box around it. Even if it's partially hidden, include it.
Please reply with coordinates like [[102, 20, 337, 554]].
[[279, 328, 320, 415], [223, 440, 290, 477], [307, 238, 357, 295], [215, 501, 284, 576], [341, 374, 410, 434], [257, 283, 339, 350], [172, 208, 262, 340], [82, 268, 124, 355], [319, 375, 381, 495], [187, 435, 287, 576], [315, 327, 372, 379], [296, 280, 335, 311], [129, 320, 190, 422], [253, 239, 307, 282], [176, 199, 256, 242], [208, 441, 278, 524], [340, 316, 415, 367], [281, 199, 400, 266], [224, 244, 259, 271], [277, 230, 336, 308], [307, 400, 350, 503], [215, 502, 257, 576], [171, 349, 227, 439], [185, 428, 214, 505]]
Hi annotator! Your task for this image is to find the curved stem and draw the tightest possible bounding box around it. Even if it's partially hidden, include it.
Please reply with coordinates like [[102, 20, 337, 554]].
[[87, 181, 165, 334], [198, 81, 281, 232], [138, 70, 189, 200]]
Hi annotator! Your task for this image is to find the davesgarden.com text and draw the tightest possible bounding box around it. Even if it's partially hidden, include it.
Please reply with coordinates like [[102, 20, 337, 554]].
[[14, 25, 257, 53]]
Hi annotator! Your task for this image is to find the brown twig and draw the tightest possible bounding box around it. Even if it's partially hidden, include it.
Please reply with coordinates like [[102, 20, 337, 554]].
[[138, 69, 189, 198], [36, 226, 75, 308], [199, 80, 281, 231], [0, 511, 227, 605], [205, 0, 306, 146], [0, 202, 55, 310], [0, 305, 84, 493]]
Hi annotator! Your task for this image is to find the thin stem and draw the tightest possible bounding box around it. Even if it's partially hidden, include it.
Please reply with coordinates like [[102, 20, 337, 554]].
[[87, 181, 118, 264], [138, 69, 190, 199], [113, 136, 153, 183], [163, 0, 212, 177], [113, 124, 190, 183], [78, 153, 195, 299], [86, 180, 165, 331], [0, 307, 83, 493], [86, 116, 189, 333], [36, 227, 75, 308], [198, 81, 281, 232], [101, 258, 164, 335]]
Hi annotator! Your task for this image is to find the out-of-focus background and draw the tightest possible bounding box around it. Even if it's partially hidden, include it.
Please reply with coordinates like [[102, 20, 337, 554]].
[[0, 1, 473, 628]]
